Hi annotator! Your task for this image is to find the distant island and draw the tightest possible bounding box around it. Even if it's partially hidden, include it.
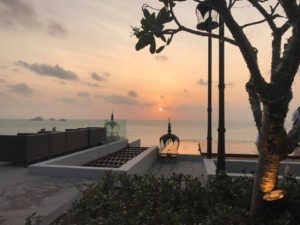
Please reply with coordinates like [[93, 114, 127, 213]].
[[59, 118, 67, 121], [30, 116, 44, 121], [49, 118, 55, 121]]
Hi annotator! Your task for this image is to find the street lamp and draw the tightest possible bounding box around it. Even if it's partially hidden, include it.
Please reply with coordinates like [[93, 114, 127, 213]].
[[196, 0, 219, 159], [196, 0, 219, 32], [196, 0, 226, 171]]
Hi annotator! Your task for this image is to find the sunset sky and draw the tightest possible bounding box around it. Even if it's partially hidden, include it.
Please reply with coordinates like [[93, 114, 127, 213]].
[[0, 0, 299, 121]]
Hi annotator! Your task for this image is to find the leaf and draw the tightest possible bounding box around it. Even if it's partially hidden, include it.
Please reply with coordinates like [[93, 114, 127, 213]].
[[150, 12, 156, 24], [160, 34, 166, 42], [156, 7, 167, 23], [154, 33, 166, 42], [166, 37, 172, 45], [141, 18, 151, 31], [156, 46, 165, 53], [143, 9, 151, 19], [135, 30, 147, 39], [152, 24, 164, 33], [135, 34, 152, 51], [149, 36, 156, 54], [156, 7, 173, 24]]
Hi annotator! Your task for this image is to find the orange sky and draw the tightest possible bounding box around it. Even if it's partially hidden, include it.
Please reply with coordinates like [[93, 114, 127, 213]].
[[0, 0, 299, 121]]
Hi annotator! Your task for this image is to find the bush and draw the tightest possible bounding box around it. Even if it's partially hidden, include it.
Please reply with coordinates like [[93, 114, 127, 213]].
[[45, 172, 300, 225]]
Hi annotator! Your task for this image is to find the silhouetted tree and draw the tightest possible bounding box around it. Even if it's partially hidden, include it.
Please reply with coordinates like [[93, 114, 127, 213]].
[[133, 0, 300, 222]]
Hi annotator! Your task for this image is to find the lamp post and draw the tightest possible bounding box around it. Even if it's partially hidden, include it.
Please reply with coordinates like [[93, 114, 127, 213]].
[[217, 16, 225, 171], [196, 0, 219, 159], [196, 0, 226, 171]]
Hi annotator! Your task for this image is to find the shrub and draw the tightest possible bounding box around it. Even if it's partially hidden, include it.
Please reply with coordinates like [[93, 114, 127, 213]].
[[41, 172, 300, 225]]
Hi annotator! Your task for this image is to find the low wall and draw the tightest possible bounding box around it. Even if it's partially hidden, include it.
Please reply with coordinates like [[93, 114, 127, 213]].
[[28, 140, 159, 180], [0, 135, 26, 163], [49, 132, 67, 156], [26, 134, 50, 163], [204, 158, 300, 180], [0, 127, 106, 166], [66, 129, 89, 153]]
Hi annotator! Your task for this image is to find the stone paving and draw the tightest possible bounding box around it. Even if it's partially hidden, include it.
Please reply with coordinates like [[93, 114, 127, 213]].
[[0, 162, 90, 225], [0, 154, 207, 225], [148, 155, 208, 184]]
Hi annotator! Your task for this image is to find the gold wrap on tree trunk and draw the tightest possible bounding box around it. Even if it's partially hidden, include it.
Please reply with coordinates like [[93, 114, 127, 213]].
[[257, 151, 280, 193], [258, 106, 287, 193], [251, 104, 288, 218]]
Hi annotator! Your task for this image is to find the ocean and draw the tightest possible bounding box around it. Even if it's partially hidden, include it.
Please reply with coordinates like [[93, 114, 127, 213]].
[[0, 118, 269, 155]]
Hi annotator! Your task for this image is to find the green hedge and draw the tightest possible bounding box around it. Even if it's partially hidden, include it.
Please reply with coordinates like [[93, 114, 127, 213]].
[[27, 172, 300, 225]]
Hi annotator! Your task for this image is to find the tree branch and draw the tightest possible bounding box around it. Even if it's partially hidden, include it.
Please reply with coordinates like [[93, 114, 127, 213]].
[[241, 19, 269, 29], [211, 0, 268, 97], [165, 27, 238, 45], [228, 0, 240, 9], [271, 30, 283, 77], [167, 3, 238, 45], [272, 28, 300, 92], [246, 79, 262, 132], [241, 14, 281, 29], [247, 0, 278, 31], [279, 21, 291, 34], [270, 21, 291, 79], [279, 0, 299, 25]]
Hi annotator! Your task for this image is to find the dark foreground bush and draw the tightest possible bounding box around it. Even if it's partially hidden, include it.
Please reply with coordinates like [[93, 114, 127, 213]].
[[27, 172, 300, 225]]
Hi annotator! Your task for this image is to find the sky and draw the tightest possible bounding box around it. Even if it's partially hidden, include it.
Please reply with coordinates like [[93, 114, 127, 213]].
[[0, 0, 299, 122]]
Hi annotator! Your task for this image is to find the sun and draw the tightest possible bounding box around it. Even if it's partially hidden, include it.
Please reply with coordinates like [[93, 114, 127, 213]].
[[158, 107, 163, 112]]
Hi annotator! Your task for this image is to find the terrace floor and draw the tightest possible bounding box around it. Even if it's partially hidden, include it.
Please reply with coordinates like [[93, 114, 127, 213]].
[[148, 155, 207, 184], [0, 153, 206, 225]]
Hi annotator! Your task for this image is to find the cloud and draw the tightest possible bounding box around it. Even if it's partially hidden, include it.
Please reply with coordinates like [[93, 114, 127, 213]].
[[47, 20, 67, 37], [143, 102, 156, 107], [57, 97, 77, 104], [128, 90, 138, 98], [155, 55, 168, 62], [78, 92, 90, 98], [15, 60, 78, 80], [8, 82, 34, 96], [90, 72, 106, 82], [12, 68, 21, 72], [0, 0, 40, 28], [175, 104, 203, 112], [104, 95, 139, 106], [197, 78, 231, 87], [86, 82, 100, 87], [197, 78, 208, 86]]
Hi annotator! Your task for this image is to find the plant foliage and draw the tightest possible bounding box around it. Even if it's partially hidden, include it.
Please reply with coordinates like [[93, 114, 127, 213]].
[[133, 5, 173, 54], [43, 172, 300, 225]]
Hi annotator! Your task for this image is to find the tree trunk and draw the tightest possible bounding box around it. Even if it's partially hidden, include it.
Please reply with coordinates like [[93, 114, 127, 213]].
[[250, 103, 288, 221]]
